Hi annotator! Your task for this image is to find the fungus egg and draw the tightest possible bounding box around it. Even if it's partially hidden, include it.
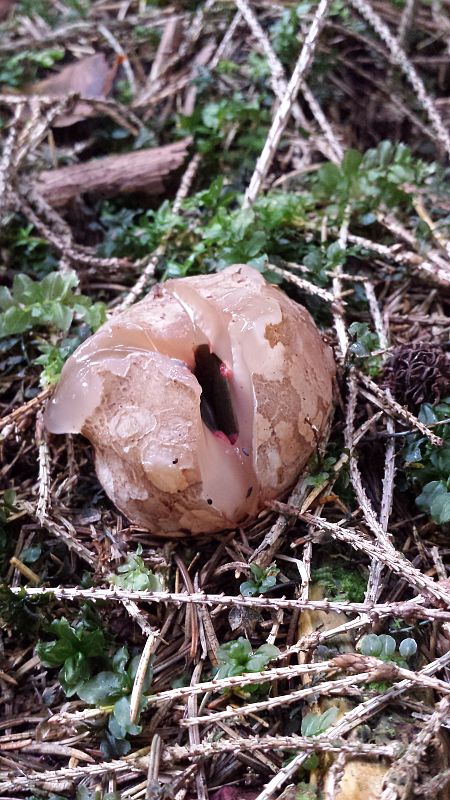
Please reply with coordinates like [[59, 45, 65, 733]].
[[45, 265, 335, 535]]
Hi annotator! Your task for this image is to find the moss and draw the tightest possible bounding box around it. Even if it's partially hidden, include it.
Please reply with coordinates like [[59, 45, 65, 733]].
[[312, 563, 367, 603]]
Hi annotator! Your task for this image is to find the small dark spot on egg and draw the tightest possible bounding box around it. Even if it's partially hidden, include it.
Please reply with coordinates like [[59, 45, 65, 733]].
[[207, 498, 213, 505], [172, 458, 178, 464], [242, 447, 249, 456], [246, 486, 253, 498]]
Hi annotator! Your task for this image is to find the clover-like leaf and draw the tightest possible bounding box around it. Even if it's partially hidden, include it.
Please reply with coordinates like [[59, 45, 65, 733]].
[[77, 671, 127, 705], [301, 706, 339, 737], [109, 696, 142, 740]]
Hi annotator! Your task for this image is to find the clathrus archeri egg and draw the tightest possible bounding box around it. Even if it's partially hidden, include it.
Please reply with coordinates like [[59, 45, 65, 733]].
[[45, 265, 335, 536]]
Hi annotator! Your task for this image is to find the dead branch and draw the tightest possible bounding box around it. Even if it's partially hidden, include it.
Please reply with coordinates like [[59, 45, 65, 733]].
[[9, 584, 450, 623], [167, 736, 399, 761], [380, 696, 450, 800], [0, 386, 53, 432], [34, 138, 192, 208]]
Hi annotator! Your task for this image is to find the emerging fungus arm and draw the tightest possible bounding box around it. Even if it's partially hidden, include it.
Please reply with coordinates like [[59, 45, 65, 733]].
[[45, 265, 335, 535]]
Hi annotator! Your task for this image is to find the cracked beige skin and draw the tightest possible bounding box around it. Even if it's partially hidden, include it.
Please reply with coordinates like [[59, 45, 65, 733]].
[[45, 264, 335, 536]]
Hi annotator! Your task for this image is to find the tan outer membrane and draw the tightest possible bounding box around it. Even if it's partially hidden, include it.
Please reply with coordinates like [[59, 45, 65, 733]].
[[44, 265, 335, 535]]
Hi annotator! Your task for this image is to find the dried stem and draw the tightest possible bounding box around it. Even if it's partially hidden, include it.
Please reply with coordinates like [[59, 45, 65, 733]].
[[130, 629, 160, 724]]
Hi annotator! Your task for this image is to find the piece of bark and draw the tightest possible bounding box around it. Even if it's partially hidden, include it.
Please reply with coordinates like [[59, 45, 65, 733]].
[[34, 138, 191, 208]]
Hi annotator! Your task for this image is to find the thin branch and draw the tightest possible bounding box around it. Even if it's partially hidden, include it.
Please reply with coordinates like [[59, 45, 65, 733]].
[[324, 751, 347, 800], [356, 370, 443, 446], [8, 584, 450, 622], [0, 758, 142, 790], [116, 153, 200, 310], [254, 650, 450, 800], [333, 203, 351, 360], [421, 766, 450, 799], [234, 0, 309, 129], [21, 502, 95, 566], [364, 283, 396, 601], [345, 370, 388, 602], [181, 672, 371, 726], [268, 263, 335, 303], [243, 0, 333, 207], [0, 387, 53, 432], [349, 0, 450, 157], [98, 24, 137, 95], [282, 506, 450, 606], [35, 409, 51, 522], [167, 736, 399, 761], [397, 0, 417, 49], [187, 662, 208, 800], [380, 696, 450, 800]]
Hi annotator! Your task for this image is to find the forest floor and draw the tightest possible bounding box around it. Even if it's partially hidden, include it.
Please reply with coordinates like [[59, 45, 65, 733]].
[[1, 1, 450, 799]]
